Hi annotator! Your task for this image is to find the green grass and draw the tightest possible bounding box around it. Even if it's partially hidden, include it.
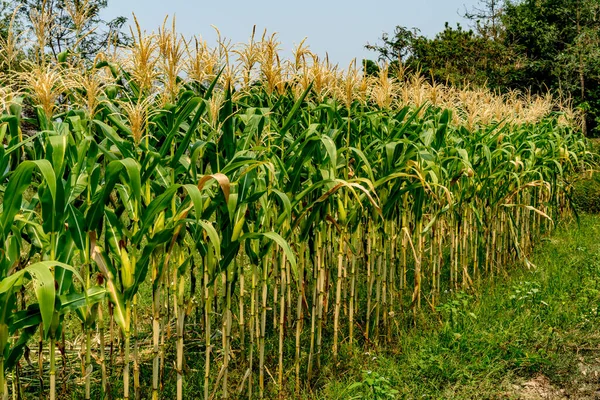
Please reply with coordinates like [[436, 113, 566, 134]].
[[303, 214, 600, 399]]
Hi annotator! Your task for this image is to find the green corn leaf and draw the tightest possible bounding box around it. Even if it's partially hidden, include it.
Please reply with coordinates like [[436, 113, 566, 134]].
[[279, 82, 312, 137], [58, 286, 106, 315], [1, 160, 57, 239], [0, 261, 78, 337], [240, 232, 297, 280], [92, 247, 129, 333]]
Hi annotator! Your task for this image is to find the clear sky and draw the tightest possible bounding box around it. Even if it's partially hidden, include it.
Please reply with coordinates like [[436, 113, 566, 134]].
[[102, 0, 481, 67]]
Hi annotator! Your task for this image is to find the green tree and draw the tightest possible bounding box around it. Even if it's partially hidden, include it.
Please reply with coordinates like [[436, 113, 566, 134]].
[[13, 0, 130, 61], [361, 58, 380, 77], [414, 23, 513, 88], [463, 0, 505, 39], [0, 1, 14, 36], [367, 0, 600, 135], [365, 25, 421, 64], [365, 22, 514, 89], [502, 0, 600, 134]]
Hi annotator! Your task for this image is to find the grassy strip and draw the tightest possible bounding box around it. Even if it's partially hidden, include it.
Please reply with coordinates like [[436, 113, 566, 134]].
[[308, 214, 600, 399]]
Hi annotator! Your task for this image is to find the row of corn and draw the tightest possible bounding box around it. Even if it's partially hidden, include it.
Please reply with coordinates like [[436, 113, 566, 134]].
[[0, 17, 593, 400]]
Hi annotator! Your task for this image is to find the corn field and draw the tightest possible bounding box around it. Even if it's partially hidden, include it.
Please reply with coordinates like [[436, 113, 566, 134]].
[[0, 10, 594, 400]]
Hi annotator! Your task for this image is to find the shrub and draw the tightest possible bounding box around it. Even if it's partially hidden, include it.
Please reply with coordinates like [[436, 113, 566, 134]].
[[571, 174, 600, 213]]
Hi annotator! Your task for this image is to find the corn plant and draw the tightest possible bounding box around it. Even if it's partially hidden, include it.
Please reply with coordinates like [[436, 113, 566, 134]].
[[0, 14, 594, 400]]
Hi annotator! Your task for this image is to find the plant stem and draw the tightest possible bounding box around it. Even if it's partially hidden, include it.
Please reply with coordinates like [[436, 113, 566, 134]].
[[277, 253, 286, 397], [332, 230, 344, 361], [99, 303, 107, 395], [248, 262, 257, 399], [349, 239, 356, 345], [259, 255, 269, 398], [123, 332, 130, 400], [307, 234, 318, 380], [238, 261, 245, 362], [177, 277, 185, 400], [133, 295, 140, 400], [316, 231, 325, 370], [204, 255, 211, 400], [85, 327, 92, 400], [0, 356, 6, 400], [49, 337, 56, 400], [222, 269, 232, 399], [152, 256, 161, 400], [366, 226, 373, 340], [294, 242, 305, 395], [123, 301, 132, 400]]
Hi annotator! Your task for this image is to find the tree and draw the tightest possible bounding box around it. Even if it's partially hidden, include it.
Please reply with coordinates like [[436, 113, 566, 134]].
[[13, 0, 130, 61], [365, 22, 514, 89], [361, 58, 380, 77], [502, 0, 600, 133], [367, 0, 600, 135], [0, 1, 14, 37], [463, 0, 506, 39], [365, 26, 421, 64], [413, 23, 514, 88]]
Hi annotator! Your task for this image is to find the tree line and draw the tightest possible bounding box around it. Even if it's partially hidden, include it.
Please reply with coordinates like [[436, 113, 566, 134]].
[[365, 0, 600, 136], [0, 0, 129, 66]]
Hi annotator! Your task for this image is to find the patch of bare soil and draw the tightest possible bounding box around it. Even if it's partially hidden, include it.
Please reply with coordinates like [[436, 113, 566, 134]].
[[568, 355, 600, 399], [510, 356, 600, 400], [511, 375, 567, 400]]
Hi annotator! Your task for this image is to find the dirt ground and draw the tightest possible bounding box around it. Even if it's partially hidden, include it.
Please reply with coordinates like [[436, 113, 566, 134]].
[[509, 355, 600, 399]]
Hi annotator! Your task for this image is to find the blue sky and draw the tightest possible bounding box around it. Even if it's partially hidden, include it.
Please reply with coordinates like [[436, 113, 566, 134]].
[[103, 0, 481, 66]]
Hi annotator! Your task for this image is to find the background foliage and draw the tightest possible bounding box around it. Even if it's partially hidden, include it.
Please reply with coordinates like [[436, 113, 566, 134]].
[[367, 0, 600, 136]]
